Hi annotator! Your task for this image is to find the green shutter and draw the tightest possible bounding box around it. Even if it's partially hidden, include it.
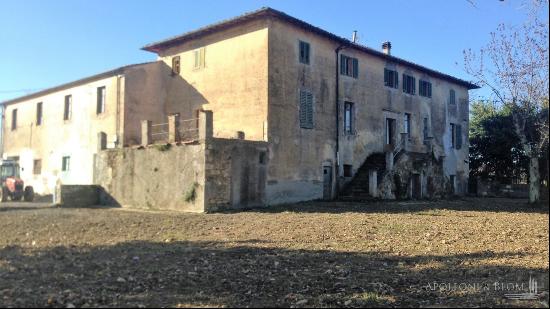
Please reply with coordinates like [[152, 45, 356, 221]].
[[299, 90, 307, 128], [306, 92, 314, 128]]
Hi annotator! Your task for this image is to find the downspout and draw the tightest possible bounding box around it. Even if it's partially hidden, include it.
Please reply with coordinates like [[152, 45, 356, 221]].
[[334, 44, 346, 198]]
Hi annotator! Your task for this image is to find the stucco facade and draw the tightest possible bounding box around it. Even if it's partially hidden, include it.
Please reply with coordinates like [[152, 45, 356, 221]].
[[1, 7, 477, 206], [0, 62, 175, 194]]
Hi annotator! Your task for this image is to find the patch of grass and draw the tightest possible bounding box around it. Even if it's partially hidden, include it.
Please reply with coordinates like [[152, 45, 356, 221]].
[[184, 182, 199, 202], [155, 143, 172, 152]]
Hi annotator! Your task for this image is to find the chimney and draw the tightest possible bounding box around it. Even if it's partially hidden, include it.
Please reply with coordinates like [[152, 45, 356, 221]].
[[352, 30, 358, 43], [382, 41, 392, 55]]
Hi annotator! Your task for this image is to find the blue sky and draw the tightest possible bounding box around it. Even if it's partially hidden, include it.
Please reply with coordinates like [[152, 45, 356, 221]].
[[0, 0, 538, 103]]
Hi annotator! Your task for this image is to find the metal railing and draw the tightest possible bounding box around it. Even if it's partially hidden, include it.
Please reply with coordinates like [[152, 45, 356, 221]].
[[177, 117, 199, 143], [150, 122, 169, 143]]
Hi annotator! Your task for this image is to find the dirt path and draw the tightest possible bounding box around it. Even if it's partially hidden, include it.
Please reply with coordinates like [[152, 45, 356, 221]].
[[0, 198, 548, 307]]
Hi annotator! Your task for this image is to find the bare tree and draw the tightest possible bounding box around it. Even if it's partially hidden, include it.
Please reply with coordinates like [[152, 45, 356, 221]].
[[464, 0, 549, 204]]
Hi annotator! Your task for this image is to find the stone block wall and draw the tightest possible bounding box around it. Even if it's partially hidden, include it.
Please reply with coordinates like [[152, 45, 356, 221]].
[[59, 185, 100, 208]]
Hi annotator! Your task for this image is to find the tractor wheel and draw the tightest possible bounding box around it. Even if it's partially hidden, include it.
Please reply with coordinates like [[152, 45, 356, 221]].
[[0, 187, 6, 202], [24, 186, 35, 202]]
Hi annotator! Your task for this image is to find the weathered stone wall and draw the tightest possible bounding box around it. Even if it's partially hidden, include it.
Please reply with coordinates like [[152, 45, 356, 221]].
[[267, 18, 471, 202], [205, 138, 268, 212], [474, 178, 529, 198], [94, 144, 206, 212], [93, 136, 268, 212], [59, 185, 100, 208]]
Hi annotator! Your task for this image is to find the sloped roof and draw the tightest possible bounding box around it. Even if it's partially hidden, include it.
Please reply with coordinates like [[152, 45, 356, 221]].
[[142, 7, 479, 90], [1, 62, 156, 106]]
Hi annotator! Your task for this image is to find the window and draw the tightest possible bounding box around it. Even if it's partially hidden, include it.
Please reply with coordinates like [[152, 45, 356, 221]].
[[423, 117, 430, 143], [419, 80, 432, 98], [299, 90, 314, 129], [96, 87, 106, 114], [343, 164, 353, 177], [33, 159, 42, 175], [35, 102, 43, 126], [384, 68, 398, 88], [449, 89, 456, 104], [11, 109, 17, 130], [402, 74, 416, 95], [299, 41, 310, 64], [340, 54, 358, 78], [450, 123, 462, 149], [386, 118, 395, 145], [172, 56, 180, 75], [64, 95, 72, 120], [344, 102, 354, 135], [193, 48, 205, 69], [62, 156, 71, 172], [404, 113, 411, 139], [259, 152, 267, 165]]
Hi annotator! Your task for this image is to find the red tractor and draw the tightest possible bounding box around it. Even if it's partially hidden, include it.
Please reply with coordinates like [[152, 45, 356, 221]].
[[0, 160, 34, 202]]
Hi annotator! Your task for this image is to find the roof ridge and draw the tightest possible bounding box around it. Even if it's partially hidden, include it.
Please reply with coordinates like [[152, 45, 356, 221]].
[[141, 7, 479, 89], [1, 61, 158, 105]]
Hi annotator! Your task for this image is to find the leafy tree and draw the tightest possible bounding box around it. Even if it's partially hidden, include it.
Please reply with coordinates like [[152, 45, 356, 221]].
[[469, 101, 528, 182], [464, 1, 549, 204]]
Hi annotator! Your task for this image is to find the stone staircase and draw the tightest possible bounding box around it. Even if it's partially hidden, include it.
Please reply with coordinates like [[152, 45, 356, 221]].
[[340, 152, 386, 201]]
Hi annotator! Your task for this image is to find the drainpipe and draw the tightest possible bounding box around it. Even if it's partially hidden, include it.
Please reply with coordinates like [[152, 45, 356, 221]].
[[334, 44, 346, 198]]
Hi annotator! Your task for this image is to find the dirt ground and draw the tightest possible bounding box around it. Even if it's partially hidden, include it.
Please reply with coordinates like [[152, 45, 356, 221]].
[[0, 198, 548, 308]]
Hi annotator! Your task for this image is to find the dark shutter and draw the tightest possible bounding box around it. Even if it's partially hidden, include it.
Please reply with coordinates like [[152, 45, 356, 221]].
[[299, 90, 307, 128], [403, 74, 406, 92], [456, 124, 462, 149], [340, 55, 346, 74], [384, 69, 388, 86], [412, 77, 416, 95], [352, 58, 358, 78], [306, 92, 314, 128]]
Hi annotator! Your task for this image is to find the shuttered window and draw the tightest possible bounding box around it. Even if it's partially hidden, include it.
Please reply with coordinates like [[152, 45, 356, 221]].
[[419, 80, 432, 97], [449, 89, 456, 104], [299, 90, 314, 129], [96, 86, 106, 114], [450, 123, 462, 149], [403, 74, 416, 95], [36, 102, 43, 125], [384, 68, 398, 88], [299, 41, 310, 64], [172, 56, 181, 75], [344, 102, 354, 135], [11, 109, 17, 130], [193, 48, 205, 69], [64, 95, 72, 120], [340, 54, 358, 78], [404, 113, 411, 138]]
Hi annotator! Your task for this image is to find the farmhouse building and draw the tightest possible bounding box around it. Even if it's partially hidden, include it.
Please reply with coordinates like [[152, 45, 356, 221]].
[[1, 8, 478, 210]]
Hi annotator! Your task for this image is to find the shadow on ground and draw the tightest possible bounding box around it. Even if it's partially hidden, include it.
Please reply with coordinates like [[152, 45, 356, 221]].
[[0, 240, 547, 307], [232, 197, 550, 215]]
